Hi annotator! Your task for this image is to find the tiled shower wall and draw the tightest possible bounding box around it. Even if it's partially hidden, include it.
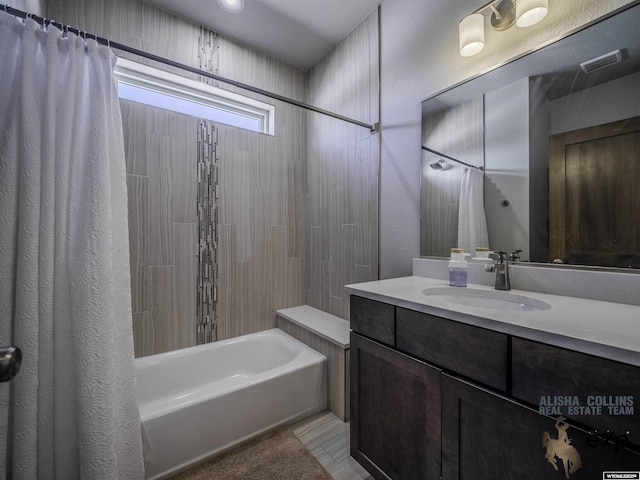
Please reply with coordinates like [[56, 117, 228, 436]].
[[120, 101, 199, 356], [11, 0, 46, 16], [48, 0, 309, 355], [48, 0, 380, 354], [306, 10, 380, 319]]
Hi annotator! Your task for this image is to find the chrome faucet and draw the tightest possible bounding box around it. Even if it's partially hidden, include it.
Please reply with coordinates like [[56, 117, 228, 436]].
[[485, 251, 511, 291]]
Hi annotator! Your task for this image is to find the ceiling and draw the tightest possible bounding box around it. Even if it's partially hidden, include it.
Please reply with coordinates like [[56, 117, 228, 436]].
[[143, 0, 381, 71]]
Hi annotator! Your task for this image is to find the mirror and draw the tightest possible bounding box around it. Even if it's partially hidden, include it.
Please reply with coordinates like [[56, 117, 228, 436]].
[[421, 3, 640, 269]]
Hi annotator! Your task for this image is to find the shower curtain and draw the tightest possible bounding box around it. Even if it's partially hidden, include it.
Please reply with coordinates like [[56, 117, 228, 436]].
[[0, 12, 144, 480], [457, 167, 489, 256]]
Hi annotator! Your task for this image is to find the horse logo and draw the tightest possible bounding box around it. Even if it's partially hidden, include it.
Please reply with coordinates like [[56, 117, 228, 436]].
[[542, 416, 582, 479]]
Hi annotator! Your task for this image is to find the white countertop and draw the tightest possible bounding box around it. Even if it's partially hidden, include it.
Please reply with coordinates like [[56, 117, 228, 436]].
[[345, 276, 640, 365]]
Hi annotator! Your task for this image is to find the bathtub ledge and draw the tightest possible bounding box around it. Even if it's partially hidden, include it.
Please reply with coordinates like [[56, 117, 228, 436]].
[[276, 305, 349, 348]]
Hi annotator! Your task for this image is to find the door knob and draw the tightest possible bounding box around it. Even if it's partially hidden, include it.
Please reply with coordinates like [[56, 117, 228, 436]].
[[0, 346, 22, 382]]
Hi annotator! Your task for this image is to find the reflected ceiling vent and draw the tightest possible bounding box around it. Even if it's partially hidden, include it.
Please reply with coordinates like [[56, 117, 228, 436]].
[[580, 49, 623, 74]]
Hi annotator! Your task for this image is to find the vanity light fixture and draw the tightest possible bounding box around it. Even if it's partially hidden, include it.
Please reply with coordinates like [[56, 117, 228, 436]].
[[459, 0, 549, 57], [217, 0, 245, 13]]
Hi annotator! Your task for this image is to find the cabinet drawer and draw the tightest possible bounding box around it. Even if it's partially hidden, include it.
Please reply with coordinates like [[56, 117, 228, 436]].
[[350, 296, 395, 346], [512, 338, 640, 446], [396, 308, 508, 391]]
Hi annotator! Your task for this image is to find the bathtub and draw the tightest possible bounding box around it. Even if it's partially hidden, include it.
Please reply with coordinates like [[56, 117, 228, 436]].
[[135, 328, 327, 480]]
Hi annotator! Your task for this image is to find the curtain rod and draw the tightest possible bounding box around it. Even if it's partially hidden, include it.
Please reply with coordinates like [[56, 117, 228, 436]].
[[1, 3, 379, 133], [421, 146, 484, 171]]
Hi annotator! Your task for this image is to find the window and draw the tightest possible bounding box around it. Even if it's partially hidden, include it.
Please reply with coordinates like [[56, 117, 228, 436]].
[[114, 58, 275, 135]]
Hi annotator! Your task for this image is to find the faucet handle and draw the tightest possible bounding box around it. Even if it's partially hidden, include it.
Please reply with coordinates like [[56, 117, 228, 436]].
[[509, 250, 522, 262], [486, 251, 507, 268]]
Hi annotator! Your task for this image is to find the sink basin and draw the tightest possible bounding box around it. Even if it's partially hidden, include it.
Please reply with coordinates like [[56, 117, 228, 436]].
[[421, 287, 551, 312]]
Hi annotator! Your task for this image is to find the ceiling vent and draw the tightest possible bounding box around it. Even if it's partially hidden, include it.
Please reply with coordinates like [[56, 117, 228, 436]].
[[580, 49, 623, 74]]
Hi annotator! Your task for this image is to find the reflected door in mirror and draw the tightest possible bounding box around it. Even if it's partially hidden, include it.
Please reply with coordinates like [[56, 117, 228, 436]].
[[549, 116, 640, 268]]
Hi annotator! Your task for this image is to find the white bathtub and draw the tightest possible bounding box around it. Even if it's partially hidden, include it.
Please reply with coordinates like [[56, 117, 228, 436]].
[[135, 328, 327, 480]]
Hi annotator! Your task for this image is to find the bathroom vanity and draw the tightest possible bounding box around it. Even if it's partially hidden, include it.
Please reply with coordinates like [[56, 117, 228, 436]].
[[347, 277, 640, 479]]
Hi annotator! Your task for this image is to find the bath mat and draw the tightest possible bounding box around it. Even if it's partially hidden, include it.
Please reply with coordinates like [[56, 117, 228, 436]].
[[169, 427, 333, 480]]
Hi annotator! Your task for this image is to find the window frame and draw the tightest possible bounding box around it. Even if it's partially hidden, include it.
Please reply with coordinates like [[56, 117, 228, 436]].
[[114, 57, 275, 136]]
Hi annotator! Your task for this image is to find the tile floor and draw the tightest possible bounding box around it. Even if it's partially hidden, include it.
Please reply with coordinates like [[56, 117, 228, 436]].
[[292, 410, 373, 480]]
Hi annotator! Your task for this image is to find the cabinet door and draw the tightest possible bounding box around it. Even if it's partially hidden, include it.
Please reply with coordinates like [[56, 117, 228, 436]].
[[351, 333, 441, 480], [442, 374, 640, 480]]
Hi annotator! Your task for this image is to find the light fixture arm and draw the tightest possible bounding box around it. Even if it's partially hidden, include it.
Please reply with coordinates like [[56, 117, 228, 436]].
[[474, 0, 516, 17]]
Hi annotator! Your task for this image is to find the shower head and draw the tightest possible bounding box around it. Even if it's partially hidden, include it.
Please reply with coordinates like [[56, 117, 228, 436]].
[[430, 159, 445, 170]]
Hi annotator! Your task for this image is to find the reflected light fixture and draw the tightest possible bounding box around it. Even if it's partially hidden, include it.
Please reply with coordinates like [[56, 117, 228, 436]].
[[459, 0, 549, 57], [516, 0, 549, 27], [217, 0, 245, 13]]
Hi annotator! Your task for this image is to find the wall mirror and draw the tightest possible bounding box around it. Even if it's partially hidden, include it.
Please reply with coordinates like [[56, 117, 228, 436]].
[[421, 2, 640, 269]]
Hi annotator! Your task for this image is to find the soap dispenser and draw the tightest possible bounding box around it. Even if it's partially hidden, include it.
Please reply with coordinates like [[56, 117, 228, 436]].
[[449, 248, 468, 287]]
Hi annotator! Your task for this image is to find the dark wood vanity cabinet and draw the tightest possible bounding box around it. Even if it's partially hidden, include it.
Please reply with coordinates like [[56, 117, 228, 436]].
[[350, 333, 441, 479], [350, 295, 640, 480]]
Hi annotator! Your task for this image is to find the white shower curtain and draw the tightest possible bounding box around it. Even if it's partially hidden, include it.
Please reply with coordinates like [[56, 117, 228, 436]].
[[0, 12, 144, 480], [457, 167, 489, 256]]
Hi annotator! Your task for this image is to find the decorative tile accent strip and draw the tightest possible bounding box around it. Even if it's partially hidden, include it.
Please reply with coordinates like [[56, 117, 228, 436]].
[[198, 26, 219, 86], [197, 25, 219, 345], [197, 121, 218, 344]]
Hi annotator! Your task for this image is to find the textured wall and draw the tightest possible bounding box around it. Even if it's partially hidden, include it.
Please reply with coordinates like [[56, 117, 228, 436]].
[[306, 10, 380, 320]]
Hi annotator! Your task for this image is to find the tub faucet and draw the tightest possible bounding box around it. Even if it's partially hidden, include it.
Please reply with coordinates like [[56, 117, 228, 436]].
[[485, 251, 511, 291]]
